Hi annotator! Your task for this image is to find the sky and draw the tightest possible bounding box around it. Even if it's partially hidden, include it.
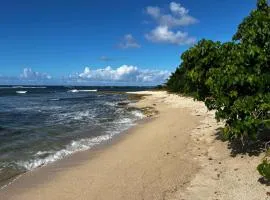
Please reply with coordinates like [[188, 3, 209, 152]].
[[0, 0, 256, 85]]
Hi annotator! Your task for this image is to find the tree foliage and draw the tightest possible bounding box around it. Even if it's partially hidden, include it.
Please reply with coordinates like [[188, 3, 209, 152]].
[[166, 0, 270, 142], [166, 0, 270, 179]]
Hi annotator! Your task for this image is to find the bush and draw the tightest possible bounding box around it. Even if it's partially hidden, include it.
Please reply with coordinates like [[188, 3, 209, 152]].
[[257, 148, 270, 180], [166, 0, 270, 180], [166, 0, 270, 142]]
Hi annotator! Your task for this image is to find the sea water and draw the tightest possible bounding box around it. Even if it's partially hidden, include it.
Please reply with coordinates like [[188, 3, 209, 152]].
[[0, 86, 148, 185]]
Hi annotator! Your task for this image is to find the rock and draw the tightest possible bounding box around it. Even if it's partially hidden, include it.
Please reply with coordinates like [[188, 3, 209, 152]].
[[117, 101, 129, 106]]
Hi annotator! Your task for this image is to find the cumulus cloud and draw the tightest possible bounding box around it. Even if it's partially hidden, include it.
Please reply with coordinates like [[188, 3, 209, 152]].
[[77, 65, 170, 84], [0, 68, 53, 85], [145, 2, 197, 45], [145, 25, 195, 45], [0, 66, 169, 86], [170, 2, 188, 16], [146, 2, 197, 27], [20, 68, 52, 80], [119, 34, 141, 49]]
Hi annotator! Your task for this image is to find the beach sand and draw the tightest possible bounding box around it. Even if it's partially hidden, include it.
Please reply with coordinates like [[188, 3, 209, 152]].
[[0, 91, 269, 200]]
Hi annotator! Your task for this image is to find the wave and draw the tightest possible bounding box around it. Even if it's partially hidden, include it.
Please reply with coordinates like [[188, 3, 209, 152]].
[[16, 91, 27, 94], [16, 134, 112, 171], [68, 89, 79, 93], [115, 118, 133, 124], [131, 110, 145, 119], [78, 89, 98, 92], [16, 109, 145, 171], [49, 98, 60, 101], [104, 102, 117, 107], [68, 89, 97, 93]]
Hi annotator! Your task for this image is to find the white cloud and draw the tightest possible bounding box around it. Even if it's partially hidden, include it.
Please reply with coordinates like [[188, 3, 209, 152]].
[[20, 68, 52, 80], [146, 6, 161, 18], [77, 65, 170, 84], [119, 34, 141, 49], [159, 14, 197, 27], [145, 2, 197, 45], [170, 2, 188, 16], [146, 2, 197, 28], [0, 66, 170, 86], [145, 25, 195, 45]]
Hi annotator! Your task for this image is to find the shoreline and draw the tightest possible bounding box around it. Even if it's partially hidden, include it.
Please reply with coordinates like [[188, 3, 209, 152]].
[[0, 91, 268, 200], [0, 92, 148, 189]]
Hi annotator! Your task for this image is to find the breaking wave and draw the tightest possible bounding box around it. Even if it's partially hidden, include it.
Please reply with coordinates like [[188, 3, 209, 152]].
[[17, 134, 112, 170]]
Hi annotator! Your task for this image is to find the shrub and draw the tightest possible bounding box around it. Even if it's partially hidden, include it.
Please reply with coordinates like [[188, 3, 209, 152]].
[[166, 0, 270, 180]]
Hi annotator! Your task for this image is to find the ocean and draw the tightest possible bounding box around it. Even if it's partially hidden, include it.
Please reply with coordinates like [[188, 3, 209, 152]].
[[0, 85, 149, 186]]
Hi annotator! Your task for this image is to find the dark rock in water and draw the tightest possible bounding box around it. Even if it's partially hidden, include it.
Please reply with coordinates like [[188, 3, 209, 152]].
[[117, 101, 130, 106], [140, 106, 159, 117]]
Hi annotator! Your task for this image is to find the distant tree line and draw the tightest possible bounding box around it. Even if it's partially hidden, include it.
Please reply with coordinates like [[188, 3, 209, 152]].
[[166, 0, 270, 180]]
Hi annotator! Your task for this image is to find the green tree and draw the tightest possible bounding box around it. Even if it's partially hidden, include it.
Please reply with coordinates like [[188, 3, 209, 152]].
[[182, 40, 221, 100], [206, 42, 270, 141], [166, 0, 270, 181], [166, 66, 190, 93], [166, 39, 221, 99]]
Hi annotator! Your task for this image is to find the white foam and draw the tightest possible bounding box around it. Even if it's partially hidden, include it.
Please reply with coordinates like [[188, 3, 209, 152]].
[[17, 134, 112, 171], [104, 102, 117, 107], [16, 109, 143, 171], [12, 100, 146, 178], [131, 110, 145, 119], [16, 91, 27, 94], [35, 151, 54, 156], [78, 89, 97, 92], [74, 111, 90, 120], [68, 89, 97, 93], [68, 89, 79, 93], [49, 98, 60, 101], [116, 118, 133, 124], [54, 110, 94, 122]]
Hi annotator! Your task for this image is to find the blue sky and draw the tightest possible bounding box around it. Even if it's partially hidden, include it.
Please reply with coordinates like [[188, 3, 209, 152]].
[[0, 0, 256, 85]]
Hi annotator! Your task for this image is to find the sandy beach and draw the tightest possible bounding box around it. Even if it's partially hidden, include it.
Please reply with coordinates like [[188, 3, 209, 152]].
[[0, 91, 269, 200]]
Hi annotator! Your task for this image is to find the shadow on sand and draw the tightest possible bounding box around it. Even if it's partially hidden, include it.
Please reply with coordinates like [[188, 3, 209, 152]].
[[214, 128, 270, 185], [214, 128, 268, 157]]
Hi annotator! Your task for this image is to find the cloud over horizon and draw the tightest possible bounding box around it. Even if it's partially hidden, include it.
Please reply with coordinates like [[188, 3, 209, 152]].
[[20, 68, 52, 80], [145, 2, 197, 45], [77, 65, 170, 84], [0, 68, 53, 85], [0, 66, 170, 86]]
